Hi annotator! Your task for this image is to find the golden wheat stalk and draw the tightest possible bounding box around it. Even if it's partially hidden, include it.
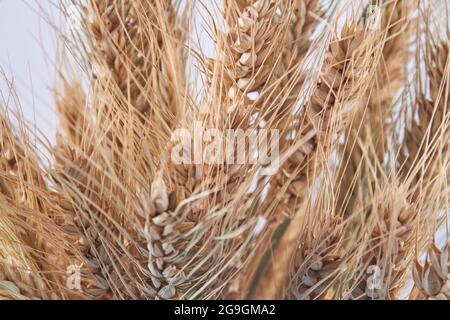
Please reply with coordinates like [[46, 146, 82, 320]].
[[49, 0, 190, 299], [399, 38, 449, 190], [336, 0, 418, 215], [0, 0, 448, 302], [348, 184, 421, 299], [139, 0, 293, 299], [211, 0, 288, 128], [248, 18, 384, 299], [262, 0, 323, 123]]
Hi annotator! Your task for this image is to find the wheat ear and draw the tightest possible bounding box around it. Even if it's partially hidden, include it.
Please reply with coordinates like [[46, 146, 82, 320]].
[[0, 112, 65, 299], [411, 242, 450, 299], [348, 183, 421, 299], [336, 0, 418, 214], [399, 39, 449, 189], [249, 20, 383, 299]]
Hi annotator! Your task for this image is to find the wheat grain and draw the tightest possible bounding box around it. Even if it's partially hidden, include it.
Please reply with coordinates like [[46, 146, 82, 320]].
[[347, 185, 418, 299], [142, 170, 193, 299], [336, 0, 418, 214], [290, 217, 343, 299], [248, 19, 383, 299], [274, 21, 382, 217], [212, 0, 291, 128], [0, 0, 448, 301], [411, 242, 450, 300]]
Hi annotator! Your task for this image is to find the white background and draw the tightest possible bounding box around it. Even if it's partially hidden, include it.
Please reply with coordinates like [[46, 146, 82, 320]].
[[0, 0, 60, 141]]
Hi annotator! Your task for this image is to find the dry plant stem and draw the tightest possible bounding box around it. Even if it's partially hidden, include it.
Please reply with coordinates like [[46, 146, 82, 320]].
[[250, 22, 382, 299]]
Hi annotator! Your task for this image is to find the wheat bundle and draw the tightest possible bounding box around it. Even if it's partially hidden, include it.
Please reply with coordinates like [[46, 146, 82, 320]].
[[0, 0, 448, 301]]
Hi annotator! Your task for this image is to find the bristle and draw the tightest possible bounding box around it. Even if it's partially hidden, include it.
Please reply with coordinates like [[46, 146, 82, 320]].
[[347, 186, 418, 300], [274, 21, 381, 217], [248, 20, 383, 299], [411, 243, 450, 300], [336, 0, 418, 214], [0, 0, 448, 302]]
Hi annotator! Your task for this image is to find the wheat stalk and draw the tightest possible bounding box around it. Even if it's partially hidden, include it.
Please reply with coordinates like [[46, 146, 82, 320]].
[[248, 17, 384, 299], [399, 37, 449, 189], [346, 184, 421, 299], [336, 0, 418, 215], [0, 0, 448, 301]]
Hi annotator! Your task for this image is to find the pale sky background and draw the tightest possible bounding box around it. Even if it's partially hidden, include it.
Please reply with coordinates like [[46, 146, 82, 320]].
[[0, 0, 60, 143], [0, 0, 210, 144]]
